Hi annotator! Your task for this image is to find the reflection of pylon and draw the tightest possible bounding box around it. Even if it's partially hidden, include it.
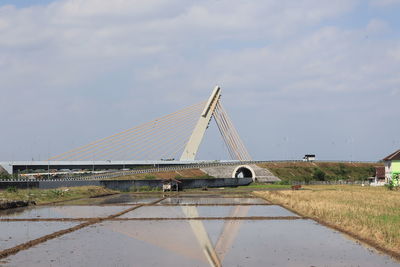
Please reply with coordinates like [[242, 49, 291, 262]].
[[181, 205, 250, 266], [215, 206, 250, 261], [181, 206, 221, 267]]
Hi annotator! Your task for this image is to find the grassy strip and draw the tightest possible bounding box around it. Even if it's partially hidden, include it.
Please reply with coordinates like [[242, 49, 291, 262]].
[[121, 183, 290, 193], [237, 184, 291, 189], [0, 186, 118, 205], [108, 216, 305, 221], [254, 185, 400, 259], [109, 168, 213, 180]]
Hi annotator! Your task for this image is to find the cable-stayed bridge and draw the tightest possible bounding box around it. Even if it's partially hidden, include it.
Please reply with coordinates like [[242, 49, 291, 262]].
[[1, 86, 252, 175]]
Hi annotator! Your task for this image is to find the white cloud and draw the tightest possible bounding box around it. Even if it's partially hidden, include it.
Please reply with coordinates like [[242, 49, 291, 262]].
[[0, 0, 360, 100], [0, 0, 399, 161], [366, 18, 389, 33], [203, 25, 400, 99], [370, 0, 400, 7], [389, 43, 400, 61]]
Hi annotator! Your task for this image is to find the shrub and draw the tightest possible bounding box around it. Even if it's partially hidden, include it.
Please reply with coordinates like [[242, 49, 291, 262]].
[[197, 174, 213, 179], [129, 186, 137, 192], [303, 176, 312, 184], [49, 189, 63, 197], [338, 164, 348, 176], [0, 173, 11, 180], [137, 185, 152, 191], [6, 186, 17, 193], [130, 185, 160, 192], [313, 168, 326, 181], [386, 174, 400, 190], [385, 181, 394, 191], [275, 180, 290, 185], [393, 174, 399, 186]]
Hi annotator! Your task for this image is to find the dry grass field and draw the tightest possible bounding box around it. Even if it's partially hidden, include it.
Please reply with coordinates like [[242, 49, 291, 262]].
[[254, 185, 400, 258]]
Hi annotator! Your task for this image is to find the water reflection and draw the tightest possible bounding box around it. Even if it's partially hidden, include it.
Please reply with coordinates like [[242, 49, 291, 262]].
[[2, 195, 399, 267], [181, 205, 250, 267], [0, 206, 129, 219]]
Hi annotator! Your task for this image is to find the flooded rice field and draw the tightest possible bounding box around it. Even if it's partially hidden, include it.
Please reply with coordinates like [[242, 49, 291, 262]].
[[118, 205, 296, 219], [0, 193, 399, 267], [159, 196, 268, 205], [0, 206, 130, 219]]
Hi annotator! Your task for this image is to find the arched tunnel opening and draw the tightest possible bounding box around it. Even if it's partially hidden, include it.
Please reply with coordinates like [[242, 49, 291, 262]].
[[233, 166, 255, 179]]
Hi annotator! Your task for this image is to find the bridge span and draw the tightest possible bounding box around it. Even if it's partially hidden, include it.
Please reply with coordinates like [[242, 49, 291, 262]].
[[1, 86, 255, 178], [0, 160, 219, 175]]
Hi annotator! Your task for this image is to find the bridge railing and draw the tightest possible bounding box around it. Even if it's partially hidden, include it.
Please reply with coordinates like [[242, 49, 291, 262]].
[[0, 160, 379, 182]]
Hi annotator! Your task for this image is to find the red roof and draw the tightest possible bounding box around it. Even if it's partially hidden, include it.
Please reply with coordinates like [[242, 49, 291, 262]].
[[375, 166, 385, 178], [383, 149, 400, 161]]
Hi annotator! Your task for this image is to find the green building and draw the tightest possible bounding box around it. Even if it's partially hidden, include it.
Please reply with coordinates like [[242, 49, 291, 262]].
[[383, 149, 400, 186]]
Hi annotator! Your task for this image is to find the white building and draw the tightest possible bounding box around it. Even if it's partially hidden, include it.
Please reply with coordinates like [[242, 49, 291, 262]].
[[303, 154, 316, 162], [383, 149, 400, 185]]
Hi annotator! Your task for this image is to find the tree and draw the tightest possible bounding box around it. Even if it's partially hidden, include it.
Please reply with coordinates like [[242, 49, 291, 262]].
[[0, 172, 11, 180], [313, 168, 326, 181]]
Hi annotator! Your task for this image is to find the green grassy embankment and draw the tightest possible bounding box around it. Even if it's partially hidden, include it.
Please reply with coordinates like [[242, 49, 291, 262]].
[[0, 186, 118, 206], [236, 183, 291, 189], [258, 161, 381, 183], [111, 168, 213, 180]]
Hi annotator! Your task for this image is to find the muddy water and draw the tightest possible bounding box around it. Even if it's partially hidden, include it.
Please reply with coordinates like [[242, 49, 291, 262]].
[[159, 197, 268, 205], [0, 221, 78, 250], [119, 205, 297, 218], [1, 194, 399, 267], [0, 205, 130, 219], [99, 194, 161, 205]]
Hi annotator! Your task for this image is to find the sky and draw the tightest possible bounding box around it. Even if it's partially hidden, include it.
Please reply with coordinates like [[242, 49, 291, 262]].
[[0, 0, 399, 162]]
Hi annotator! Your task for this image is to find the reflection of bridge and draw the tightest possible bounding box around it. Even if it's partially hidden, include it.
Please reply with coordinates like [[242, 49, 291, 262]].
[[1, 86, 252, 175]]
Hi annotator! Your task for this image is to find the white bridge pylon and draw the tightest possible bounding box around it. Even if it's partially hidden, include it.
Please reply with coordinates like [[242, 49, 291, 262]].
[[181, 86, 251, 161], [180, 86, 221, 160], [49, 86, 251, 161]]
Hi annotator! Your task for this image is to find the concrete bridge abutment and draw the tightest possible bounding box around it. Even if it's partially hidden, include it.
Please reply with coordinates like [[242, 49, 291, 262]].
[[201, 164, 280, 183]]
